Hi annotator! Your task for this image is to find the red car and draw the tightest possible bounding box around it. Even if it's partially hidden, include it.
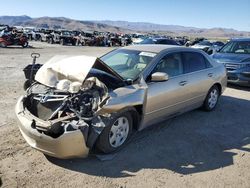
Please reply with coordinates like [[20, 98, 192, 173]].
[[0, 34, 28, 48]]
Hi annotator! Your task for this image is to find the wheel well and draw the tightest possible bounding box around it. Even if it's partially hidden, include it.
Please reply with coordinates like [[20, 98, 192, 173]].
[[130, 105, 143, 131], [213, 83, 222, 95]]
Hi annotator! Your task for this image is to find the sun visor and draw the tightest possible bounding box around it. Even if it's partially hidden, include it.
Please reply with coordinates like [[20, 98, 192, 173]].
[[35, 55, 97, 87]]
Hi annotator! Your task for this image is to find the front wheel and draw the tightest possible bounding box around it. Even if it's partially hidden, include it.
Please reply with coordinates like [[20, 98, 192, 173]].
[[96, 111, 133, 153], [203, 85, 219, 111]]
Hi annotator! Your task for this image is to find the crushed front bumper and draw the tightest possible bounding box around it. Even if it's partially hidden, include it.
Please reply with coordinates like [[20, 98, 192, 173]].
[[15, 96, 89, 159]]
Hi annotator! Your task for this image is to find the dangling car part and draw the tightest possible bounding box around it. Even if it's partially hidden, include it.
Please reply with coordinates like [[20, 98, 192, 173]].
[[15, 45, 227, 159], [23, 53, 42, 90]]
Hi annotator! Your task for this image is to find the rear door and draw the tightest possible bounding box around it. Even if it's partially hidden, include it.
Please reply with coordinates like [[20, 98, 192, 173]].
[[181, 51, 215, 105]]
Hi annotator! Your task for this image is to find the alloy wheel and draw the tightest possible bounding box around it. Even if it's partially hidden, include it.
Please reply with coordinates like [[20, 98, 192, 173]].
[[109, 116, 129, 148], [208, 89, 218, 109]]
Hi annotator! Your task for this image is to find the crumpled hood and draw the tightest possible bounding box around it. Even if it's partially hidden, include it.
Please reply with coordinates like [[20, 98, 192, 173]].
[[35, 55, 97, 87], [212, 53, 250, 63], [35, 55, 124, 88]]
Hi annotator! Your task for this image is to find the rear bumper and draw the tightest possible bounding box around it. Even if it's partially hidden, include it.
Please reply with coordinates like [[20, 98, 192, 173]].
[[15, 96, 89, 159]]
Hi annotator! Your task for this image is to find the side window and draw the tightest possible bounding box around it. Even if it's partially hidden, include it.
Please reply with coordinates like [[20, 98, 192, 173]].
[[153, 53, 183, 77], [182, 52, 207, 73]]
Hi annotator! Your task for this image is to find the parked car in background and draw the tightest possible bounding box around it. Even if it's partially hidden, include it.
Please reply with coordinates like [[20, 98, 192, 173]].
[[23, 27, 36, 40], [0, 26, 29, 48], [138, 38, 180, 45], [212, 38, 250, 86], [35, 29, 54, 42], [185, 37, 207, 47], [207, 41, 225, 55], [191, 40, 212, 50], [15, 45, 226, 159], [131, 33, 146, 44], [0, 32, 28, 48], [47, 30, 76, 45], [191, 40, 224, 55]]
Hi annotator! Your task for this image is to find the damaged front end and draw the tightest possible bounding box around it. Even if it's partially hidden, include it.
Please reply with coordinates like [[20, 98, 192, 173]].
[[15, 55, 149, 158], [16, 76, 109, 158], [15, 55, 119, 158]]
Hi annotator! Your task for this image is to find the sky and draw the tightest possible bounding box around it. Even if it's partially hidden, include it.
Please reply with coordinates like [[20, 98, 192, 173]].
[[0, 0, 250, 31]]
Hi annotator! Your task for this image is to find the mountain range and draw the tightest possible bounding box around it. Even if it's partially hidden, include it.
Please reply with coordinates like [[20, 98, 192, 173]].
[[0, 15, 249, 38]]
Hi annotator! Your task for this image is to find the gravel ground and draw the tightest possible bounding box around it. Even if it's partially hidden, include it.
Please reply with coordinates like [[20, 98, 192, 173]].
[[0, 42, 250, 188]]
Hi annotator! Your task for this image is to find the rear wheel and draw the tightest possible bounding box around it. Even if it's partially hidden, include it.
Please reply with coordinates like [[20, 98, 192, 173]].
[[22, 41, 28, 48], [0, 42, 7, 48], [203, 85, 219, 111], [96, 111, 133, 153]]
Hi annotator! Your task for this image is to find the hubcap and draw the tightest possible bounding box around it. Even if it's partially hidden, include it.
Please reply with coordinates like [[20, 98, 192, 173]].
[[109, 116, 129, 148], [208, 89, 218, 109]]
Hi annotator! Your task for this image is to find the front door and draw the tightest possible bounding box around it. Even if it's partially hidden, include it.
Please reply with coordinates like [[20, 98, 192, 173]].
[[143, 52, 190, 127]]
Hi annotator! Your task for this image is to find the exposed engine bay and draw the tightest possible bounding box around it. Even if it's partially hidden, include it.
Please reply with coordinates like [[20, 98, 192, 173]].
[[24, 77, 109, 141]]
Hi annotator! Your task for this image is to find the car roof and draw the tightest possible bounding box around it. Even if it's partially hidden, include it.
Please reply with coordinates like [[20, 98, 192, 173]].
[[122, 44, 183, 53], [231, 38, 250, 42]]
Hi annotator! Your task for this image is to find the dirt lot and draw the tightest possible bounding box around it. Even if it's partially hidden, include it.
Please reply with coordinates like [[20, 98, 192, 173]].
[[0, 42, 250, 188]]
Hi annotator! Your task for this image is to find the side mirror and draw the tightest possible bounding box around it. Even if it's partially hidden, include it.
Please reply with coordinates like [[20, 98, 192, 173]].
[[151, 72, 169, 82]]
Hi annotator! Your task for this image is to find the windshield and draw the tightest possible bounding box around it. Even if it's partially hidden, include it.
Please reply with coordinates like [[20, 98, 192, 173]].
[[101, 49, 156, 80], [219, 41, 250, 54]]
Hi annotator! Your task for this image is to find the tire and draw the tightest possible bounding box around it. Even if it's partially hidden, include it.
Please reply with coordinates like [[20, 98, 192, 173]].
[[96, 111, 133, 153], [72, 40, 76, 46], [60, 39, 65, 45], [22, 42, 28, 48], [203, 85, 220, 111], [0, 42, 6, 48]]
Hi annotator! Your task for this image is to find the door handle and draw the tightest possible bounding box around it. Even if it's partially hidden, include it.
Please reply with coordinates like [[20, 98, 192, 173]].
[[208, 73, 213, 77], [179, 81, 188, 86]]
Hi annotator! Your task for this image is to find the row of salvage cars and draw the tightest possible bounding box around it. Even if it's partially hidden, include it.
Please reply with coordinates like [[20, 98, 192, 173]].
[[15, 39, 250, 159]]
